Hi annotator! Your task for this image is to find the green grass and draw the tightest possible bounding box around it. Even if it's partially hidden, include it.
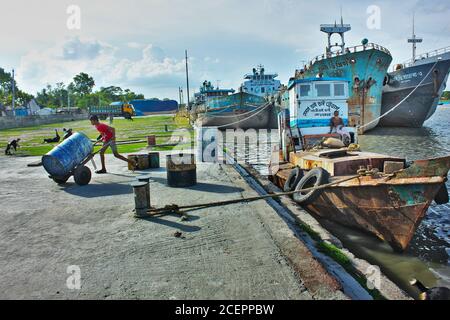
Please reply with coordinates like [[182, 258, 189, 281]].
[[0, 115, 192, 157], [298, 221, 386, 300], [317, 242, 386, 300]]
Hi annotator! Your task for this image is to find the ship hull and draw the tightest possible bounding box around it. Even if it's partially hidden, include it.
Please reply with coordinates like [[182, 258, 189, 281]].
[[305, 181, 442, 252], [270, 154, 450, 252], [302, 48, 392, 133], [195, 92, 278, 130], [379, 58, 450, 127]]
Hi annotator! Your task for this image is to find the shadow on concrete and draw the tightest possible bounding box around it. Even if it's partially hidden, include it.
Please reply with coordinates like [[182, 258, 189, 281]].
[[188, 182, 244, 194], [147, 176, 244, 194], [140, 214, 201, 233], [63, 182, 133, 198]]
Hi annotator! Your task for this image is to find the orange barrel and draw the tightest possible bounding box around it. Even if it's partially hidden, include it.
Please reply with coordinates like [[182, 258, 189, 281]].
[[147, 135, 156, 147], [166, 153, 196, 187], [127, 154, 149, 170]]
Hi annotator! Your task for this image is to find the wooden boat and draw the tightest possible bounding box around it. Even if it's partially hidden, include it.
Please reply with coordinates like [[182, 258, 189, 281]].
[[270, 149, 450, 252]]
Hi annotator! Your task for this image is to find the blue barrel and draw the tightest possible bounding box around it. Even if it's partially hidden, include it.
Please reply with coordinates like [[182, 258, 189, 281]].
[[42, 132, 93, 177]]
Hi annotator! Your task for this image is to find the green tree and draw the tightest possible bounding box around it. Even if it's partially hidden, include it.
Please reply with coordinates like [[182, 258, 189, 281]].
[[72, 72, 95, 95]]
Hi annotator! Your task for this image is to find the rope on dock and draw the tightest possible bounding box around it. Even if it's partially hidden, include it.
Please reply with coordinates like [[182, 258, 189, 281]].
[[147, 174, 362, 216]]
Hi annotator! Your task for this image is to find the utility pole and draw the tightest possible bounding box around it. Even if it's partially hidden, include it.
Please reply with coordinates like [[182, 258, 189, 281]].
[[185, 50, 191, 112], [11, 69, 15, 114], [67, 88, 71, 109], [178, 87, 183, 110]]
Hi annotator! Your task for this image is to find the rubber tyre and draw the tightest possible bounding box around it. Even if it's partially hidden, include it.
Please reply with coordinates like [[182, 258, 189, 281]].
[[283, 167, 304, 192], [293, 168, 330, 205], [434, 183, 449, 205], [74, 166, 92, 186]]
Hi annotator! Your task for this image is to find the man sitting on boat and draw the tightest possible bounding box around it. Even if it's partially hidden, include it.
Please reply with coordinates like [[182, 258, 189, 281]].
[[329, 111, 351, 146]]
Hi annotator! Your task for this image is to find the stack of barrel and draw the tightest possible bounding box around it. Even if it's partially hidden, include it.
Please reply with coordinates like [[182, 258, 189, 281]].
[[127, 152, 160, 170]]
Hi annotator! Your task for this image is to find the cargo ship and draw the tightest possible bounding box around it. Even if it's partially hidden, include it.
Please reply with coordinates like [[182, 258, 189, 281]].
[[379, 19, 450, 127], [296, 18, 392, 134], [194, 68, 281, 129]]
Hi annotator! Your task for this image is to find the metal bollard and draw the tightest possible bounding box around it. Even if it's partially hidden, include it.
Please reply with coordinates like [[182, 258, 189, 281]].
[[136, 174, 152, 208], [130, 181, 149, 218]]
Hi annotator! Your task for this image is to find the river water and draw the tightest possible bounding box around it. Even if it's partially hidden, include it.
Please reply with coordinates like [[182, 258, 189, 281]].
[[222, 105, 450, 298]]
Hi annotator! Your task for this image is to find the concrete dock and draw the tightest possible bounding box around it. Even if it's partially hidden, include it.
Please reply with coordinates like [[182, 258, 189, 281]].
[[0, 152, 346, 300]]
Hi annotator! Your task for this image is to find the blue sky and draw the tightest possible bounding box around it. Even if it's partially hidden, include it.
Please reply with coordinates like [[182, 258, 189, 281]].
[[1, 0, 450, 100]]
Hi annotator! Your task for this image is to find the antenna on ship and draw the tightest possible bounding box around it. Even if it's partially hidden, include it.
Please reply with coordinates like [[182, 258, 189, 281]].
[[408, 13, 423, 62]]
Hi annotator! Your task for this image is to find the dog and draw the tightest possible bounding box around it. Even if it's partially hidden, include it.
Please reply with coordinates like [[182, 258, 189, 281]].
[[5, 138, 20, 155]]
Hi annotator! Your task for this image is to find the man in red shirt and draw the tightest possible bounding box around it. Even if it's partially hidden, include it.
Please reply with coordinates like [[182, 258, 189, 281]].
[[90, 115, 137, 174]]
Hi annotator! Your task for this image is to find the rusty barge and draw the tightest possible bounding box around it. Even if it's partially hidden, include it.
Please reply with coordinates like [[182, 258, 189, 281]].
[[270, 150, 450, 252]]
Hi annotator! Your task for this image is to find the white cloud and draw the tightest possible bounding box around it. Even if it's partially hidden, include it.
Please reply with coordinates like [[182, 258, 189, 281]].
[[17, 37, 187, 96]]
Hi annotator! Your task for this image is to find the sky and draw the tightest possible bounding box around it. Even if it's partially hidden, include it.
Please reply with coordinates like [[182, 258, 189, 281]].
[[1, 0, 450, 101]]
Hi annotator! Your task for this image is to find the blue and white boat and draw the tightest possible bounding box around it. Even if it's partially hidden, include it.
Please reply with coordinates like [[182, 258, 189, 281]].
[[194, 67, 282, 129], [240, 65, 282, 97], [297, 18, 392, 133], [280, 77, 357, 152]]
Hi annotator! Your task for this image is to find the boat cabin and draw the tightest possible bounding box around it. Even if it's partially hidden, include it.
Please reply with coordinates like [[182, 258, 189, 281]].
[[278, 77, 357, 155]]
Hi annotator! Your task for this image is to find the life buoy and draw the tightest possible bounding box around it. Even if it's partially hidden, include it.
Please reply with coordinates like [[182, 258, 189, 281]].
[[293, 168, 330, 205], [434, 183, 449, 205], [283, 167, 304, 192]]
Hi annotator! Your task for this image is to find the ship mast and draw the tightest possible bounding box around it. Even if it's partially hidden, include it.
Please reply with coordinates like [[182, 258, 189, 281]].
[[408, 13, 422, 63], [320, 10, 351, 54]]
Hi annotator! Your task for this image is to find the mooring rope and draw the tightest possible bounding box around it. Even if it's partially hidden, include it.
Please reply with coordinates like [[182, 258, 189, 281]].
[[359, 61, 439, 131], [214, 102, 274, 129], [205, 102, 269, 118], [147, 174, 362, 215]]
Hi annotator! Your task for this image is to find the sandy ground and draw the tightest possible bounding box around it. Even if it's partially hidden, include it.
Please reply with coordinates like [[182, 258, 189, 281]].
[[0, 152, 317, 300]]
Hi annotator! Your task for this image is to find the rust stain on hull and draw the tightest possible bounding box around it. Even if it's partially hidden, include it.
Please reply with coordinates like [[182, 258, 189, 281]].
[[270, 155, 450, 252]]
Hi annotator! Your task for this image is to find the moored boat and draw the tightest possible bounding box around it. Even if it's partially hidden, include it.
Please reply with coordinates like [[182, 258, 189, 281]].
[[296, 18, 392, 133], [379, 17, 450, 127], [270, 150, 450, 252], [193, 66, 283, 129], [270, 72, 450, 252], [194, 91, 274, 129]]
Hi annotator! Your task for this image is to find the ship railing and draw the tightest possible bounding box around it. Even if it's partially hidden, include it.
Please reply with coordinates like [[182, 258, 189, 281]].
[[305, 43, 391, 67], [402, 45, 450, 67]]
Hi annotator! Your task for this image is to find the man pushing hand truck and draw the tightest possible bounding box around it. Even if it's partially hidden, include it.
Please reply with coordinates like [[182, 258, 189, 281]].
[[89, 115, 137, 174]]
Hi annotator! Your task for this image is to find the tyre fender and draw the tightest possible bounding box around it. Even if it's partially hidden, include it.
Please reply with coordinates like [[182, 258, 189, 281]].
[[293, 168, 330, 205], [283, 167, 304, 192]]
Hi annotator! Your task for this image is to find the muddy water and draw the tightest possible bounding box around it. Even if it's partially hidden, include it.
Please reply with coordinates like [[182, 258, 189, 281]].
[[226, 105, 450, 299]]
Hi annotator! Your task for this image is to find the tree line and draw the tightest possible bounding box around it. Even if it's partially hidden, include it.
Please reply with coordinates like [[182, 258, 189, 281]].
[[0, 68, 171, 109]]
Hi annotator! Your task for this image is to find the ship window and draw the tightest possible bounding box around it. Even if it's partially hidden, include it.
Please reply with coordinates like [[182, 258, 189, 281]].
[[261, 87, 265, 93], [299, 85, 311, 97], [334, 83, 345, 96], [316, 84, 331, 97]]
